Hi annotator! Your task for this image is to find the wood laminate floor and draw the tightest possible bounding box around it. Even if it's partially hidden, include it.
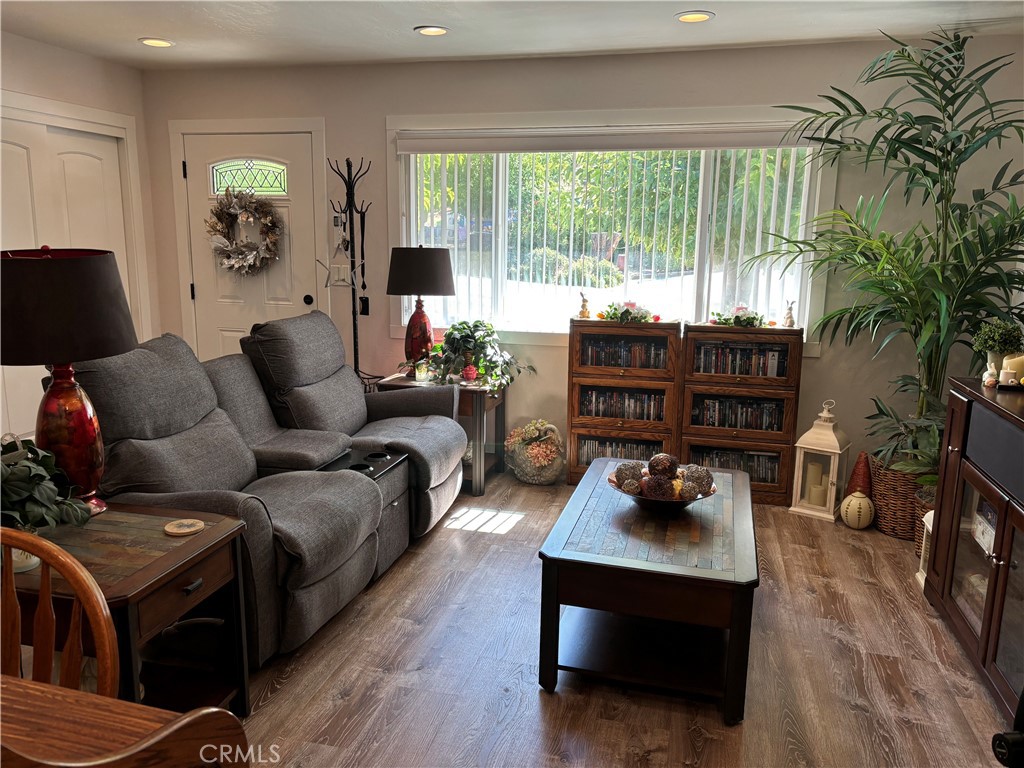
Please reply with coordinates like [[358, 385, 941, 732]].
[[245, 474, 1007, 767]]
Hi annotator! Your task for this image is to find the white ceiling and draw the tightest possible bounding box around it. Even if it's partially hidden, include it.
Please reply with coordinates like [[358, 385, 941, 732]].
[[2, 1, 1021, 70]]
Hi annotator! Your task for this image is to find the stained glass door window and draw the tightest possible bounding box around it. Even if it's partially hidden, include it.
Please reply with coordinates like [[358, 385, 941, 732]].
[[211, 159, 287, 195]]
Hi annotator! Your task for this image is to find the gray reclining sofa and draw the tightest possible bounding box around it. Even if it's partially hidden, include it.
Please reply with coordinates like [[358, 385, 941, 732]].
[[75, 319, 466, 667]]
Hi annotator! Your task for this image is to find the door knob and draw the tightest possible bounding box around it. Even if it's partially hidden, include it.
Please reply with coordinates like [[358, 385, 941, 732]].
[[303, 294, 314, 305]]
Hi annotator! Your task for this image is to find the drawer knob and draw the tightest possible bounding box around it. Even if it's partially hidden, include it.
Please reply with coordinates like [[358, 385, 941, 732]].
[[183, 577, 204, 596], [617, 420, 624, 427], [948, 446, 959, 453], [619, 370, 626, 376]]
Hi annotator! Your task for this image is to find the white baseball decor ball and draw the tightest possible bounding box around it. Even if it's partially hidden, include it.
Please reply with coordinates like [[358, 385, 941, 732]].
[[840, 492, 875, 530]]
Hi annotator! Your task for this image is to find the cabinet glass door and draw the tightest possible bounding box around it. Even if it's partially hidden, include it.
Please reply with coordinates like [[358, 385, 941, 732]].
[[988, 505, 1023, 708], [948, 471, 1001, 640]]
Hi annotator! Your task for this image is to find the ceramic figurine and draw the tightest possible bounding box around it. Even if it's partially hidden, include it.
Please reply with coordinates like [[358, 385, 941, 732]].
[[982, 362, 999, 388], [578, 292, 590, 319], [782, 301, 796, 328]]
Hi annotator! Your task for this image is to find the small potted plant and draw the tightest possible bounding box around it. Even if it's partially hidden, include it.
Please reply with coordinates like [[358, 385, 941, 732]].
[[1, 435, 91, 571], [440, 321, 535, 391], [972, 318, 1024, 369], [504, 419, 564, 485]]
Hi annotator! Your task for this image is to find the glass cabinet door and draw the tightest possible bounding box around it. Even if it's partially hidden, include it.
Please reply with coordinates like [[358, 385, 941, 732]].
[[987, 502, 1023, 712], [947, 461, 1007, 650]]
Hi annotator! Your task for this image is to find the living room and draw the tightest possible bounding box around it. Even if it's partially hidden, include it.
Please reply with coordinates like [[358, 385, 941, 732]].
[[1, 1, 1023, 766]]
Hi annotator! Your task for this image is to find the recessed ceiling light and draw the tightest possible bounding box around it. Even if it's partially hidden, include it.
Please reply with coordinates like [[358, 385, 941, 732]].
[[676, 10, 715, 23], [414, 25, 449, 36], [138, 37, 175, 48]]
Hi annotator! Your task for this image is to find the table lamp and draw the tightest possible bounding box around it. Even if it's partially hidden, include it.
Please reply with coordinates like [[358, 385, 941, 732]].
[[386, 246, 455, 369], [1, 248, 138, 512]]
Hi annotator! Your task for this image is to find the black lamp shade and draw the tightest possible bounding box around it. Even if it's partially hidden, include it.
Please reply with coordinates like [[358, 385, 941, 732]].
[[386, 247, 455, 297], [1, 249, 138, 365]]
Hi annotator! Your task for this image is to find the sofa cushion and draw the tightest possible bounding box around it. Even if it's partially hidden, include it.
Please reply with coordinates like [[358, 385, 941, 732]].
[[76, 334, 217, 441], [241, 310, 346, 390], [101, 408, 257, 495], [244, 471, 382, 589], [275, 365, 368, 435], [252, 430, 352, 471], [352, 415, 467, 489], [202, 354, 286, 447]]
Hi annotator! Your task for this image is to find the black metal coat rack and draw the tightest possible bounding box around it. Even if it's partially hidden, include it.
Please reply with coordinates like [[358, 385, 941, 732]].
[[329, 157, 371, 376]]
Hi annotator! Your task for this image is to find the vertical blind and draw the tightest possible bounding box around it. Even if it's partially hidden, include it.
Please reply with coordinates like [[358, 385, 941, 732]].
[[404, 146, 814, 332]]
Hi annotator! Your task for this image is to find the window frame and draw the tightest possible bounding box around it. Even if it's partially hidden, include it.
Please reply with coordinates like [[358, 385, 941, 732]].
[[386, 106, 836, 357]]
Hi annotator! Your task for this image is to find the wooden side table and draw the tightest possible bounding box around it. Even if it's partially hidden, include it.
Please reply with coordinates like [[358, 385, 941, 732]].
[[14, 504, 249, 717], [377, 373, 507, 496]]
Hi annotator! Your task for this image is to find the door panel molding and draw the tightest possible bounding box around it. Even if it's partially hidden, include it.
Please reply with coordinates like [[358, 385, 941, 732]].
[[168, 118, 328, 348], [2, 90, 153, 340]]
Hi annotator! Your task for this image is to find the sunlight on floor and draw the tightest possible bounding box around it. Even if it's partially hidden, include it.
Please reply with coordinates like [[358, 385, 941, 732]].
[[444, 507, 523, 534]]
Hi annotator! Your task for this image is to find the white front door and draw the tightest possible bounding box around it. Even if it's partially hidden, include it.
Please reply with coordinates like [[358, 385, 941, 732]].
[[1, 117, 131, 437], [183, 132, 318, 361]]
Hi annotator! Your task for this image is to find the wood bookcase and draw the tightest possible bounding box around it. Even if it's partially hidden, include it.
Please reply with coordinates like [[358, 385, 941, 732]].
[[567, 319, 681, 484], [679, 324, 803, 505]]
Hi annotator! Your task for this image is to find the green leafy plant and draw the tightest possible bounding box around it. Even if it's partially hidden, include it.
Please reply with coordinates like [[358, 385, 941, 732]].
[[710, 307, 765, 327], [1, 436, 90, 530], [596, 302, 661, 323], [440, 321, 535, 391], [753, 30, 1024, 471], [972, 318, 1024, 355]]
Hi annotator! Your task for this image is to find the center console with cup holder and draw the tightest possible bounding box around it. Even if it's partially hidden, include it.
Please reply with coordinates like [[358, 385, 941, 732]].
[[321, 449, 411, 579]]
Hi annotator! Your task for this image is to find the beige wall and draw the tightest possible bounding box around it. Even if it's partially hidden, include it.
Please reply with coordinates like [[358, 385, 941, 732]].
[[7, 30, 1020, 462], [1, 32, 161, 331]]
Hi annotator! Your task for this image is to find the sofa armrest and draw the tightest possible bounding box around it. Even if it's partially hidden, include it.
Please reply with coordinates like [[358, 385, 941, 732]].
[[365, 385, 459, 421], [108, 490, 280, 668]]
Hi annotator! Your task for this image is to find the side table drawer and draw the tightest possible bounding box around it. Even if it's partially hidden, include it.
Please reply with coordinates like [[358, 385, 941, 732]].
[[137, 546, 233, 643]]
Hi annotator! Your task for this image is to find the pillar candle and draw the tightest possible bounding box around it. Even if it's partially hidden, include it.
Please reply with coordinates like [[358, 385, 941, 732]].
[[1003, 353, 1024, 378], [999, 369, 1015, 385], [808, 483, 828, 507], [806, 461, 823, 489]]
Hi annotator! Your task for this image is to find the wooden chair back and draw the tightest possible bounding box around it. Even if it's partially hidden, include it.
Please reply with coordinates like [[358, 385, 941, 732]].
[[1, 527, 119, 696]]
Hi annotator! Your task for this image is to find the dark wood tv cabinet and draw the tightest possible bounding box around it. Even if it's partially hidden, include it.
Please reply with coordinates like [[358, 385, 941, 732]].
[[926, 377, 1023, 722]]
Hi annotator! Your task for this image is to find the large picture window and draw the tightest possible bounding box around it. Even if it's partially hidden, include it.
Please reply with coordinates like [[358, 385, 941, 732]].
[[401, 145, 816, 333]]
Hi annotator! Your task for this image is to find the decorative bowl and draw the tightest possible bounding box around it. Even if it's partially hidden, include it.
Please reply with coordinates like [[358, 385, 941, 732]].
[[607, 474, 716, 512]]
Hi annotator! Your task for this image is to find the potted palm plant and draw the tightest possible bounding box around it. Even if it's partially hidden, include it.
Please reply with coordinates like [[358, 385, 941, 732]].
[[756, 30, 1024, 538]]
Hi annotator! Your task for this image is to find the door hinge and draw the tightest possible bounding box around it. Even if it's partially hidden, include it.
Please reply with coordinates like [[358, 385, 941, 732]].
[[190, 283, 195, 301], [182, 160, 187, 179]]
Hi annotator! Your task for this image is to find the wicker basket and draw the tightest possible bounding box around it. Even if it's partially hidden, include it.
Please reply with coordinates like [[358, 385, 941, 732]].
[[869, 456, 920, 541]]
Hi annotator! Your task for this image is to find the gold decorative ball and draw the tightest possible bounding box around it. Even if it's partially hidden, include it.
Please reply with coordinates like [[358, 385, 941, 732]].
[[840, 492, 875, 530]]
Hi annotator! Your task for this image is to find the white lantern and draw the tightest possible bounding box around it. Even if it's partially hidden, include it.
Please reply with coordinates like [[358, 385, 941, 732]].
[[790, 400, 851, 521]]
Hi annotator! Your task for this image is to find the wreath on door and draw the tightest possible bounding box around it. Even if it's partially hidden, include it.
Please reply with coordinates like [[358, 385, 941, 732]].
[[205, 187, 284, 276]]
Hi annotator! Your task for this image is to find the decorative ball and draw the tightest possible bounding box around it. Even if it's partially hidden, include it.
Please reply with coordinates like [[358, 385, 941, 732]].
[[621, 479, 642, 496], [461, 364, 478, 381], [678, 480, 701, 502], [614, 462, 645, 487], [684, 465, 714, 495], [840, 492, 875, 530], [648, 453, 679, 478], [645, 474, 676, 500]]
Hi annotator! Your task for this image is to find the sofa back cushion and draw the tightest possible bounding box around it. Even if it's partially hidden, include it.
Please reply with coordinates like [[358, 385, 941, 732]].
[[101, 408, 258, 495], [76, 333, 258, 493], [240, 311, 368, 434], [76, 334, 218, 441], [203, 354, 282, 447]]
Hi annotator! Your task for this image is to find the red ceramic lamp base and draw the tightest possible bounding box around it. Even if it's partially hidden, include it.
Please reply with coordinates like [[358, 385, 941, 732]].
[[404, 296, 435, 376], [34, 364, 107, 513]]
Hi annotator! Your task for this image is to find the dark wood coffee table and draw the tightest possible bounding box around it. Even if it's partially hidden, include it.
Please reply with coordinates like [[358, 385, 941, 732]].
[[538, 457, 758, 724]]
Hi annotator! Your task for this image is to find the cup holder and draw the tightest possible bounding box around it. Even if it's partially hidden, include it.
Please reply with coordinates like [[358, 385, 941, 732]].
[[349, 463, 373, 473], [365, 452, 390, 462]]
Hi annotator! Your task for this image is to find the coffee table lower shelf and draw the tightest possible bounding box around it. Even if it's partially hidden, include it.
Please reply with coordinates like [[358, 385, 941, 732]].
[[556, 607, 728, 699]]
